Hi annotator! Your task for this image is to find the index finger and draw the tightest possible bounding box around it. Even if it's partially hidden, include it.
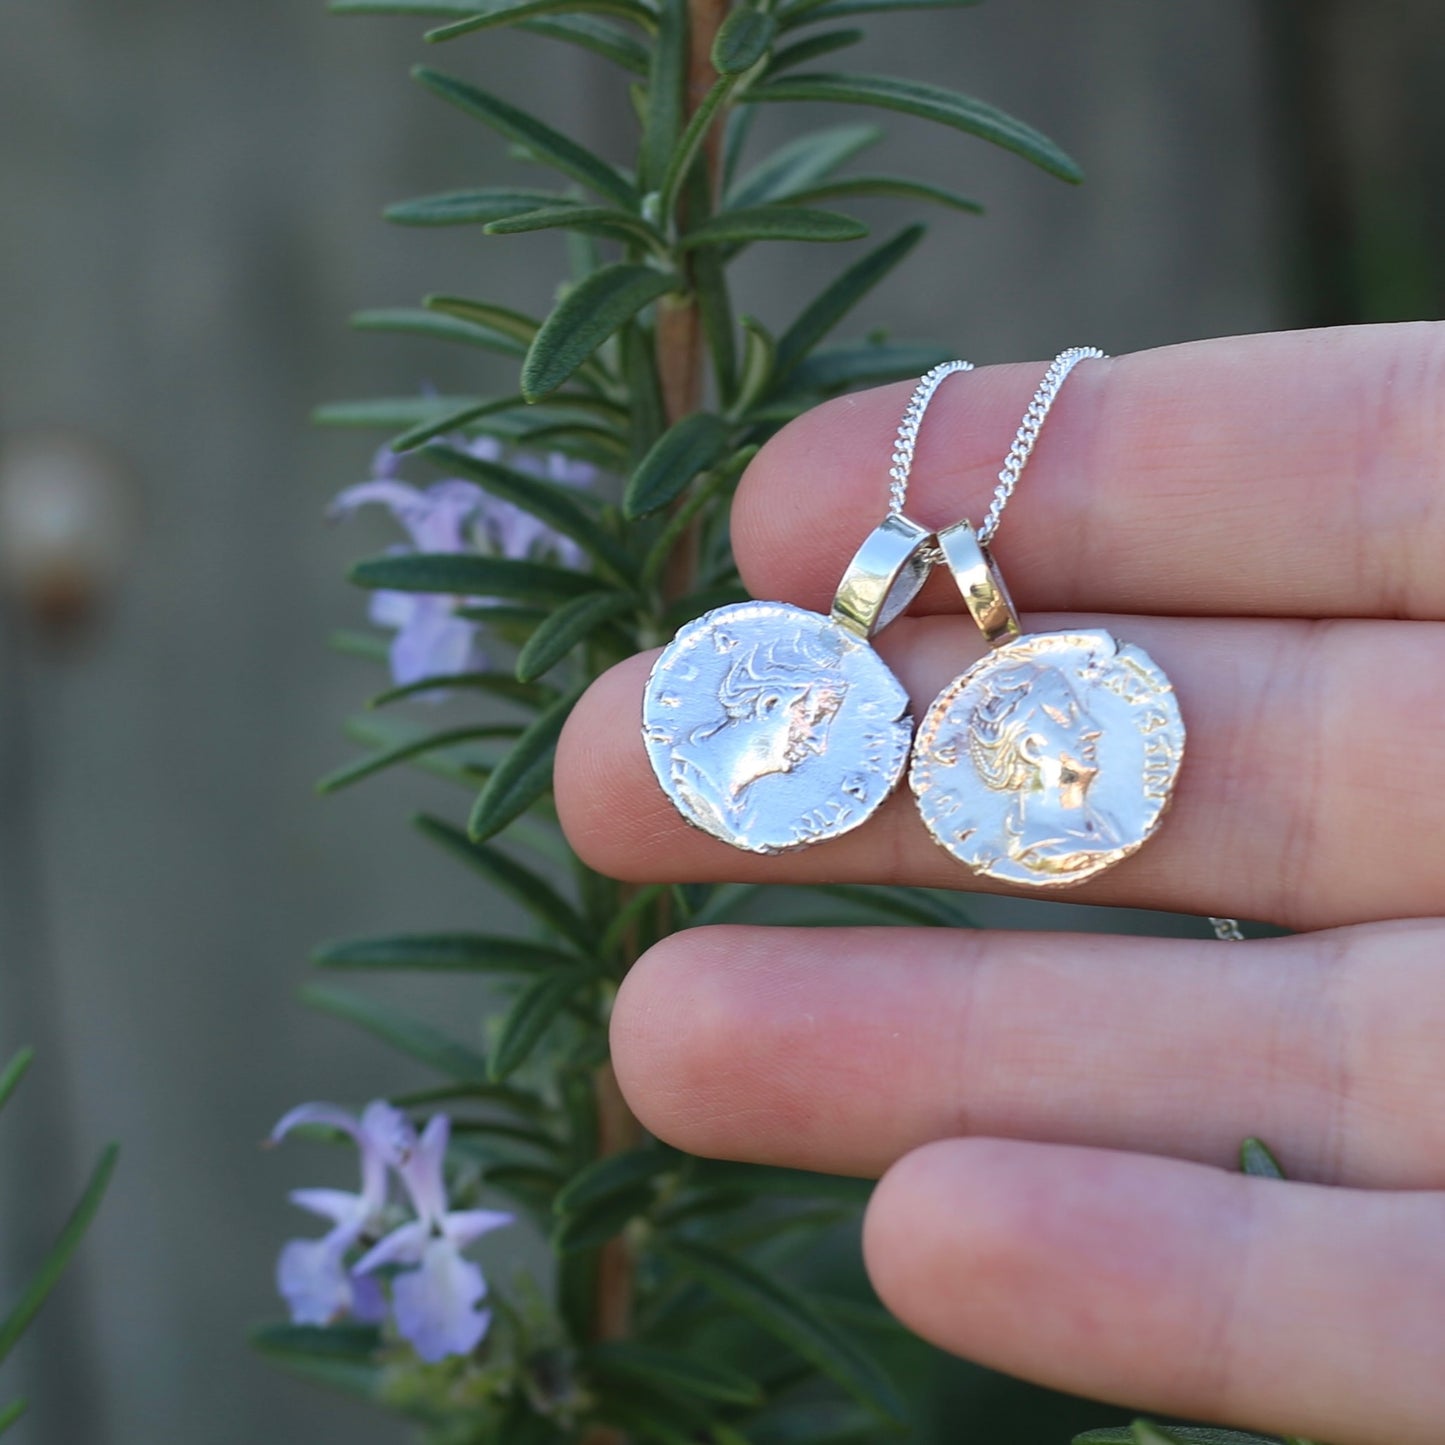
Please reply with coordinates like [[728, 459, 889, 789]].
[[734, 322, 1445, 620]]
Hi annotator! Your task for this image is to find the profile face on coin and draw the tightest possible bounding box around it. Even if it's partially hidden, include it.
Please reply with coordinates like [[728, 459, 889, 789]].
[[909, 629, 1184, 887], [642, 600, 912, 854]]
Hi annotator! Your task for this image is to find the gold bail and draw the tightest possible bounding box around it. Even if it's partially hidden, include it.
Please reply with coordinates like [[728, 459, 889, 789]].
[[937, 519, 1021, 646]]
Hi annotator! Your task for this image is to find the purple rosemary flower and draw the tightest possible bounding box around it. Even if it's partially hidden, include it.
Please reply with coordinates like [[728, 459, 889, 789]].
[[331, 436, 596, 689], [271, 1100, 414, 1327], [355, 1114, 512, 1362]]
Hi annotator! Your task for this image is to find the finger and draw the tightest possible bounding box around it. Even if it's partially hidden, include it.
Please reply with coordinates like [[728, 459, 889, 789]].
[[557, 613, 1445, 929], [733, 323, 1445, 620], [863, 1138, 1445, 1445], [612, 920, 1445, 1189]]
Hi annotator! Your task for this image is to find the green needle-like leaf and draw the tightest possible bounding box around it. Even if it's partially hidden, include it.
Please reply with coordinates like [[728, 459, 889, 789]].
[[424, 0, 655, 43], [425, 294, 544, 347], [742, 1401, 883, 1445], [1074, 1430, 1283, 1445], [711, 6, 776, 74], [391, 394, 536, 451], [656, 73, 744, 220], [331, 0, 490, 12], [318, 724, 522, 794], [314, 395, 480, 430], [749, 72, 1083, 182], [489, 968, 594, 1079], [0, 1400, 26, 1437], [351, 307, 529, 358], [555, 1147, 673, 1214], [516, 590, 636, 682], [802, 882, 974, 926], [658, 1238, 905, 1422], [725, 121, 881, 210], [301, 984, 491, 1079], [624, 411, 732, 517], [383, 186, 561, 226], [517, 14, 649, 72], [734, 315, 777, 415], [680, 204, 866, 248], [485, 204, 667, 251], [522, 264, 679, 400], [585, 1343, 763, 1406], [369, 669, 556, 710], [350, 552, 598, 604], [413, 67, 637, 208], [1240, 1137, 1287, 1179], [0, 1144, 118, 1367], [767, 26, 863, 73], [423, 442, 634, 577], [249, 1323, 382, 1401], [467, 689, 580, 841], [784, 174, 982, 214], [413, 814, 593, 950], [685, 1159, 872, 1203], [687, 184, 739, 402], [772, 223, 924, 384], [0, 1048, 34, 1112], [772, 338, 954, 398], [314, 932, 582, 974], [552, 1185, 656, 1253], [638, 0, 687, 190]]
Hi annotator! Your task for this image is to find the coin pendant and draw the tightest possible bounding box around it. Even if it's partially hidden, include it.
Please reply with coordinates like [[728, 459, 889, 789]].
[[642, 600, 913, 854], [909, 628, 1184, 887]]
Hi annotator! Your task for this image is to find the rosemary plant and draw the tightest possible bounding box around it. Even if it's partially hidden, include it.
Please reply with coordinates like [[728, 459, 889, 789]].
[[257, 1, 1090, 1439], [0, 1048, 116, 1437]]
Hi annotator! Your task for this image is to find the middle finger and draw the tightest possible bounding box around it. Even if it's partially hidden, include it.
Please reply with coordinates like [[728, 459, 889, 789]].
[[611, 918, 1445, 1189]]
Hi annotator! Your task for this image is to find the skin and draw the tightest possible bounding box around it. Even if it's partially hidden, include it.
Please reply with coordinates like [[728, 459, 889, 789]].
[[554, 323, 1445, 1444]]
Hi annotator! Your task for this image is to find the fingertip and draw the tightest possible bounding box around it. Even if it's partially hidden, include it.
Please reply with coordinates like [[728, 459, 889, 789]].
[[863, 1137, 1032, 1342], [610, 926, 758, 1154], [555, 649, 658, 876]]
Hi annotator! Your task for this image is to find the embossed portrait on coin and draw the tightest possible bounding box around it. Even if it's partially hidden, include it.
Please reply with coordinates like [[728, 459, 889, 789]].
[[669, 628, 850, 832], [964, 658, 1124, 875]]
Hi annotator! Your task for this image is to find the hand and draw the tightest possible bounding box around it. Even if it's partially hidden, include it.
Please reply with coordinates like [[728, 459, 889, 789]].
[[555, 323, 1445, 1445]]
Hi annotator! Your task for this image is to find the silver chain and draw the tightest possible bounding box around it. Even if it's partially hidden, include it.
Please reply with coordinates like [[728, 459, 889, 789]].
[[889, 347, 1243, 943], [888, 359, 974, 516], [887, 347, 1107, 544], [978, 345, 1105, 544]]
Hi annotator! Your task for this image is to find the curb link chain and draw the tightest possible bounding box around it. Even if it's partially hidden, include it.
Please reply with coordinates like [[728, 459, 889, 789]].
[[979, 344, 1106, 544], [888, 358, 974, 516]]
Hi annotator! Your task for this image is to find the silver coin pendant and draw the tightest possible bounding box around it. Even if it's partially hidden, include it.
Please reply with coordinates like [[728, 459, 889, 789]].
[[909, 628, 1184, 888], [642, 600, 912, 854]]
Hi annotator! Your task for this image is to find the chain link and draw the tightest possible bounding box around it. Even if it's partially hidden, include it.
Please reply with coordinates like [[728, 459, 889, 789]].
[[887, 359, 974, 516], [978, 345, 1105, 543], [887, 348, 1107, 544]]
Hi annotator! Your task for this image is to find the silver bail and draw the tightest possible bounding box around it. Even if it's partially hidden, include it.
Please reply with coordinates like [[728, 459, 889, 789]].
[[829, 513, 933, 639]]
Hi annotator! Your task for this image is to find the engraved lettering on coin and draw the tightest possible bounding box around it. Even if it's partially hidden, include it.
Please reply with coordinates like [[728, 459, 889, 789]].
[[642, 600, 912, 854], [909, 629, 1184, 887]]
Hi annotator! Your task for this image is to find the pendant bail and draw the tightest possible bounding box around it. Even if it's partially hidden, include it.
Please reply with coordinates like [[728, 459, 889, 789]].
[[937, 518, 1021, 646], [829, 513, 933, 639]]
